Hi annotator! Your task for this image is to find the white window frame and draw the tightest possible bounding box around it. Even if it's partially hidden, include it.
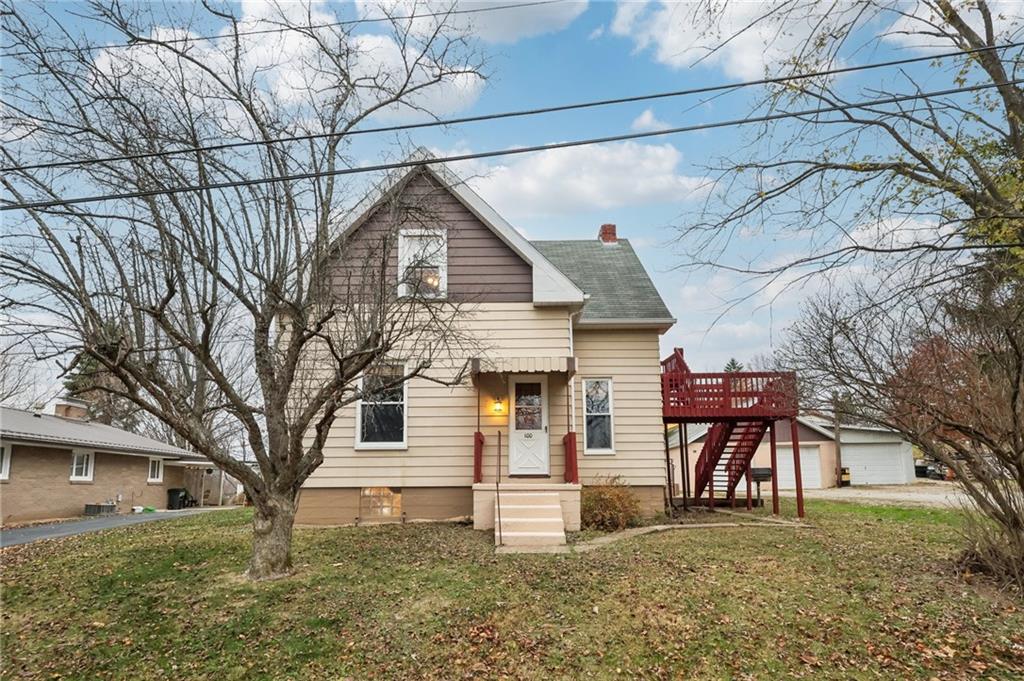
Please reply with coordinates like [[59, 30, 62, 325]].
[[397, 228, 448, 299], [355, 363, 409, 451], [582, 377, 615, 455], [70, 449, 94, 482], [148, 457, 164, 483], [0, 442, 10, 481]]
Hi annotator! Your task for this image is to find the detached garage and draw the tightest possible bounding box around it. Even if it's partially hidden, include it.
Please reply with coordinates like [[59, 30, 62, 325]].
[[839, 427, 916, 486], [675, 416, 915, 492]]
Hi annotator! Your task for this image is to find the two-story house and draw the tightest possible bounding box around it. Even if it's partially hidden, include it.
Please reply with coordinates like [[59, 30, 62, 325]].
[[295, 157, 675, 546]]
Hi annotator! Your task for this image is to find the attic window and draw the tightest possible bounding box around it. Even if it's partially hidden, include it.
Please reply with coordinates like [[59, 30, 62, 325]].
[[398, 229, 447, 298]]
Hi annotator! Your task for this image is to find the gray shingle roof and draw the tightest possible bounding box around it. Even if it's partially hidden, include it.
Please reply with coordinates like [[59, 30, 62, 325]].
[[531, 239, 674, 324], [0, 406, 204, 460]]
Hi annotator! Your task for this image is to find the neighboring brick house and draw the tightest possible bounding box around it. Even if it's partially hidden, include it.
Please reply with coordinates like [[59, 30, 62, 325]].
[[295, 155, 677, 546], [0, 400, 210, 523]]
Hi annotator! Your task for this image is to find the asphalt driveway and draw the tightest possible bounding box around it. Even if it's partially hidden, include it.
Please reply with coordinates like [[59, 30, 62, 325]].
[[1, 508, 230, 548]]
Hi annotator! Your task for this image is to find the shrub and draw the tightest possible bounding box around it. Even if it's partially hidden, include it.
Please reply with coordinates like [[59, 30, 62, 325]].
[[958, 512, 1024, 593], [581, 476, 642, 532]]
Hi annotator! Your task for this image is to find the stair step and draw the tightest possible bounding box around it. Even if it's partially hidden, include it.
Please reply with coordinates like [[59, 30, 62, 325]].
[[498, 531, 568, 547], [494, 491, 566, 548], [496, 492, 561, 506]]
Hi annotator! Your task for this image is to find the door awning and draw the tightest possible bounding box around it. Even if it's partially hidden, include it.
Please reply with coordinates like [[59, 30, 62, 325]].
[[471, 356, 576, 376]]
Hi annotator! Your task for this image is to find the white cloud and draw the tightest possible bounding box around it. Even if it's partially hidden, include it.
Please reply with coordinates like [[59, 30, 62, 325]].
[[610, 0, 837, 79], [612, 1, 1022, 79], [444, 141, 712, 219], [91, 2, 484, 126], [588, 25, 605, 40], [355, 1, 588, 44], [882, 1, 1022, 52], [846, 217, 958, 251], [630, 108, 670, 132]]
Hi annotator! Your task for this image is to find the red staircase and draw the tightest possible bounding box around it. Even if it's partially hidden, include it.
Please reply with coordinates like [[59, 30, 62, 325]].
[[693, 420, 769, 502], [662, 348, 804, 515]]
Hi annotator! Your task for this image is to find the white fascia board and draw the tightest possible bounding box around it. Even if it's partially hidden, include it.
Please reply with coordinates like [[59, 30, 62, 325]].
[[796, 417, 838, 440], [574, 317, 676, 331]]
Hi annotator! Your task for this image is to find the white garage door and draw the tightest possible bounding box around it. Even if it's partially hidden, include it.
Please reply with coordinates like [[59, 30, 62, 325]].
[[774, 445, 822, 489], [843, 443, 913, 485]]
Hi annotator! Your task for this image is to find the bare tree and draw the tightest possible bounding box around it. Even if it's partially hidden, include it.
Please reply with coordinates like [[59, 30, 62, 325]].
[[0, 349, 40, 406], [674, 0, 1023, 300], [776, 260, 1024, 589], [0, 1, 483, 579]]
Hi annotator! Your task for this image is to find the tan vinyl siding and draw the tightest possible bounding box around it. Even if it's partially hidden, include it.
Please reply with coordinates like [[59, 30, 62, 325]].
[[573, 329, 667, 487], [305, 303, 572, 488], [327, 171, 532, 302]]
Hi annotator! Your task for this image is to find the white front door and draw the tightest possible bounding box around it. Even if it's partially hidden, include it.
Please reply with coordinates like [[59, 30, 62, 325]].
[[508, 375, 549, 475]]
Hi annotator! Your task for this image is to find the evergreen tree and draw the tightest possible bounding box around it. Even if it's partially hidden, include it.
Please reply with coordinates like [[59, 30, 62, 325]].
[[723, 358, 745, 373]]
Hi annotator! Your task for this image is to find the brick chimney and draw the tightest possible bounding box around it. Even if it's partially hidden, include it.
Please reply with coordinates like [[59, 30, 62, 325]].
[[599, 223, 617, 243], [53, 398, 89, 420]]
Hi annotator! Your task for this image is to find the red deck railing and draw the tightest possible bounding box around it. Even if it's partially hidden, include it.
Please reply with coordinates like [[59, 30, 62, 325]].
[[661, 350, 798, 421]]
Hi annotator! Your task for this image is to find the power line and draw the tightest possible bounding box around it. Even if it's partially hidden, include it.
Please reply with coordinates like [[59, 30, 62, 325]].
[[4, 41, 1020, 174], [4, 78, 1018, 212], [0, 0, 564, 59]]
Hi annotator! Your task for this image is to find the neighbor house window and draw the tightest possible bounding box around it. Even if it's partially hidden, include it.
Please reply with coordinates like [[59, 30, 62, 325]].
[[356, 365, 407, 449], [398, 229, 447, 298], [0, 444, 9, 481], [583, 378, 614, 453], [148, 457, 164, 483], [70, 450, 94, 481]]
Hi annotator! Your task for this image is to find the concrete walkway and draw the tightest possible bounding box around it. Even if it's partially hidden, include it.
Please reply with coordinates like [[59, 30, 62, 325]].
[[0, 508, 231, 548], [497, 518, 811, 554]]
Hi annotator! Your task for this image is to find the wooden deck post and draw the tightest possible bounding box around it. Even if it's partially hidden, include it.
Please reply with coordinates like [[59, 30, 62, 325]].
[[662, 422, 673, 516], [790, 418, 806, 518], [745, 465, 752, 511], [769, 420, 780, 516], [681, 423, 689, 511]]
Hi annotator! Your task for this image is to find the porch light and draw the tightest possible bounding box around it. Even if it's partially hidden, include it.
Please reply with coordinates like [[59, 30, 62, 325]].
[[491, 398, 505, 414]]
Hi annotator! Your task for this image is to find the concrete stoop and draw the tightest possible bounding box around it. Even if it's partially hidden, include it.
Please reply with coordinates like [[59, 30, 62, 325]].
[[493, 491, 566, 548]]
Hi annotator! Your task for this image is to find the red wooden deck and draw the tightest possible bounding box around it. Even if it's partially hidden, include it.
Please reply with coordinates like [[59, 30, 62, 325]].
[[661, 348, 797, 422], [661, 348, 805, 517]]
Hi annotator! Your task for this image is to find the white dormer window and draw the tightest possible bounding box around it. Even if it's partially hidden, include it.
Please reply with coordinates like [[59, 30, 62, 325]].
[[398, 229, 447, 299]]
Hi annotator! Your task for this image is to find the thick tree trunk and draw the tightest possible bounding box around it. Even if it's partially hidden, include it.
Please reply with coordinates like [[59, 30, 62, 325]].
[[248, 492, 296, 580]]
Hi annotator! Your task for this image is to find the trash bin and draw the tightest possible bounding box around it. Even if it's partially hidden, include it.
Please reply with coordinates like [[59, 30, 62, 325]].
[[167, 488, 188, 510], [840, 467, 851, 487]]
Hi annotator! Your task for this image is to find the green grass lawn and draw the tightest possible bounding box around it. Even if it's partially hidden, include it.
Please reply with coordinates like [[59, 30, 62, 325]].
[[2, 501, 1022, 680]]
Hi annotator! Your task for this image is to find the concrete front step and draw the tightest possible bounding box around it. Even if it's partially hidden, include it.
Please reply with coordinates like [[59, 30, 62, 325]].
[[495, 491, 566, 547], [494, 503, 563, 519], [495, 492, 561, 505]]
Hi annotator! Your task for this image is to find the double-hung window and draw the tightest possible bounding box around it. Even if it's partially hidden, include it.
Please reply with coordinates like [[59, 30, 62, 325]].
[[70, 450, 94, 481], [356, 365, 407, 449], [148, 457, 164, 483], [0, 443, 9, 481], [398, 229, 447, 299], [583, 378, 614, 453]]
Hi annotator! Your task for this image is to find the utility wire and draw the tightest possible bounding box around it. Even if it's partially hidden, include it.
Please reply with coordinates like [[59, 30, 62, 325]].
[[0, 0, 564, 59], [3, 78, 1019, 212], [4, 41, 1021, 174]]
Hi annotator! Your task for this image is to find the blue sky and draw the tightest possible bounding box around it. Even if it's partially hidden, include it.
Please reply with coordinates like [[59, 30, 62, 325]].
[[15, 0, 1014, 375]]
